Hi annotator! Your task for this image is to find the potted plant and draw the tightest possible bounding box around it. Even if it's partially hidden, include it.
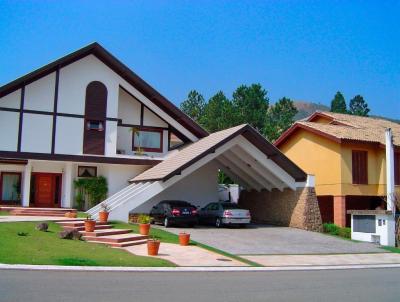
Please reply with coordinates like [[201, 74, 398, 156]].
[[147, 236, 161, 256], [98, 202, 110, 223], [84, 215, 96, 232], [137, 214, 151, 235], [178, 232, 190, 246]]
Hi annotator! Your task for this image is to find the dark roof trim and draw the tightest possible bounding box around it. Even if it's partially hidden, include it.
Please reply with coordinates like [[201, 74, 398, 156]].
[[0, 151, 161, 166], [0, 158, 28, 165], [134, 124, 307, 183], [0, 42, 208, 139]]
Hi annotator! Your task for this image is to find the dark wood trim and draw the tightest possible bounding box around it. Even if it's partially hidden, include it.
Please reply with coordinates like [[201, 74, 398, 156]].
[[132, 127, 163, 153], [0, 151, 161, 165], [77, 165, 98, 177], [51, 68, 60, 154], [0, 172, 22, 204], [0, 158, 28, 165], [17, 86, 25, 152], [117, 121, 168, 131], [106, 117, 119, 122], [0, 107, 19, 113], [140, 103, 144, 127]]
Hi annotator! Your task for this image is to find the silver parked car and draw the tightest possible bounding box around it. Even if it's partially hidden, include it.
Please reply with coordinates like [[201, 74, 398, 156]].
[[198, 202, 251, 228]]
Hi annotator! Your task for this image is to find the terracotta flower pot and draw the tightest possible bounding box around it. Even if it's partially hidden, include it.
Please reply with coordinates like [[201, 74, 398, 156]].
[[147, 240, 160, 256], [84, 220, 96, 232], [98, 211, 109, 223], [139, 223, 150, 235], [179, 233, 190, 246]]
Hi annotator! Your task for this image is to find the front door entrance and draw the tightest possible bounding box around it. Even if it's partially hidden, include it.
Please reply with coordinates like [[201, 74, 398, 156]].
[[33, 173, 62, 208]]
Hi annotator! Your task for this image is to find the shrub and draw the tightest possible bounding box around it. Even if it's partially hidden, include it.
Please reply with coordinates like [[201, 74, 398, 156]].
[[59, 229, 82, 240], [36, 223, 48, 232], [323, 223, 351, 239], [137, 214, 151, 224]]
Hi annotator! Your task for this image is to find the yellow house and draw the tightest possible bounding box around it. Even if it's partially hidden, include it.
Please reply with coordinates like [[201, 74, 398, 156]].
[[275, 111, 400, 227]]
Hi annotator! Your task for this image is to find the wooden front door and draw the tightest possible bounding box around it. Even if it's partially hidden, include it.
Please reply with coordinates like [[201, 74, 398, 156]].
[[34, 173, 60, 208]]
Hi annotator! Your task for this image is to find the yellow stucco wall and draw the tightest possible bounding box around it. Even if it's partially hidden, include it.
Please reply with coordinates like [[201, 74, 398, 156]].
[[279, 129, 391, 197]]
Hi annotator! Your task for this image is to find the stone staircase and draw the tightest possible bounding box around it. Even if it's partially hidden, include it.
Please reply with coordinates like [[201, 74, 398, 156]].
[[2, 207, 77, 217], [56, 220, 148, 248]]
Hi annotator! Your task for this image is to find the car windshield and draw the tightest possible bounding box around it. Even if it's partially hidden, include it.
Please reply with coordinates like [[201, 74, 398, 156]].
[[166, 201, 191, 207], [220, 203, 240, 209]]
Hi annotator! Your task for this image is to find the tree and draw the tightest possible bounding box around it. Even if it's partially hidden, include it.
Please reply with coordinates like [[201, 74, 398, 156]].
[[263, 97, 298, 142], [330, 91, 347, 113], [232, 84, 269, 131], [201, 91, 234, 132], [349, 95, 370, 116], [180, 90, 205, 122]]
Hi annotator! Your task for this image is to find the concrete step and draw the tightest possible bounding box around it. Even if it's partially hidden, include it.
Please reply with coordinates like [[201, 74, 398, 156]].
[[11, 212, 68, 217], [79, 229, 132, 237], [83, 233, 148, 243], [63, 224, 113, 231], [86, 239, 148, 247]]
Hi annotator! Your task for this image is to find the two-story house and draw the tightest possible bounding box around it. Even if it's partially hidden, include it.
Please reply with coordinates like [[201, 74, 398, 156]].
[[275, 111, 400, 227], [0, 43, 321, 231]]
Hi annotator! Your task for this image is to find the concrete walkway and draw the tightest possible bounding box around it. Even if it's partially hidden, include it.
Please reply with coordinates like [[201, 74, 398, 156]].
[[124, 243, 247, 266], [161, 224, 385, 254], [0, 216, 78, 222], [243, 253, 400, 266]]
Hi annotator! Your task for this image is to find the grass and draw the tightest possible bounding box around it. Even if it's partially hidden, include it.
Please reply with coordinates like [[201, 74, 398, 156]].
[[0, 211, 10, 216], [110, 221, 261, 266], [381, 246, 400, 253], [0, 221, 174, 267]]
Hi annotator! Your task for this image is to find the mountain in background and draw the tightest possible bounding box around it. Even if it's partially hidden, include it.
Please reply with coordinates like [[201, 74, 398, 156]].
[[293, 101, 329, 120], [293, 101, 399, 123]]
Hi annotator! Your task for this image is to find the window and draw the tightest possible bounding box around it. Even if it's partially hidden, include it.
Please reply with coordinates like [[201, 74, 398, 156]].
[[132, 128, 163, 152], [0, 172, 21, 203], [86, 120, 104, 131], [352, 150, 368, 184], [78, 166, 97, 178], [395, 153, 400, 186]]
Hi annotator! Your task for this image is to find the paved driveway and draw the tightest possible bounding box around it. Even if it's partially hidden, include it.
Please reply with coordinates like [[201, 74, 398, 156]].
[[160, 224, 385, 255]]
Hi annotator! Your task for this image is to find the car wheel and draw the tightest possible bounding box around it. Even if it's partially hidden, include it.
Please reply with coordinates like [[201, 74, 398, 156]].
[[164, 217, 170, 228], [215, 218, 222, 228]]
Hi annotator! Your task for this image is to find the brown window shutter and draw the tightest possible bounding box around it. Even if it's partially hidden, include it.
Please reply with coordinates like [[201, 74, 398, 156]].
[[395, 153, 400, 186], [352, 150, 368, 184]]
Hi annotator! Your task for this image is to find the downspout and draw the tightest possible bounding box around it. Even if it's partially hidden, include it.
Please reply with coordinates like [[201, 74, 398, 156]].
[[385, 128, 395, 215]]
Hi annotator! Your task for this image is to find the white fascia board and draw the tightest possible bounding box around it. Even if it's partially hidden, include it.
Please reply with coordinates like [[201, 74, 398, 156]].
[[118, 82, 199, 142], [236, 136, 296, 190], [222, 152, 272, 191], [230, 146, 284, 191]]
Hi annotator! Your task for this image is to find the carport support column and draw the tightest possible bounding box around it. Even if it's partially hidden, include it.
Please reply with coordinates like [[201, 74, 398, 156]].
[[333, 196, 346, 227], [62, 162, 73, 208], [22, 161, 32, 207]]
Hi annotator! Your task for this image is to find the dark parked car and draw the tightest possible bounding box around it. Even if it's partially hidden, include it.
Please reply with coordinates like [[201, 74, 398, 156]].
[[150, 200, 198, 227], [198, 202, 251, 227]]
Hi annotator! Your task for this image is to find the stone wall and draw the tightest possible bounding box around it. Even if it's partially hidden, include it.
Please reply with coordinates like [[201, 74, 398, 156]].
[[238, 186, 323, 232]]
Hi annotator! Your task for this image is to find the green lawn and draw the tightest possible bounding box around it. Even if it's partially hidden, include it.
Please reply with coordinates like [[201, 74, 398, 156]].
[[0, 221, 174, 267], [381, 246, 400, 253], [0, 211, 9, 216]]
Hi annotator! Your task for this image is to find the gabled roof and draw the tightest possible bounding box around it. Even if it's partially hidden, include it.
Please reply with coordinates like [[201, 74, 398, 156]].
[[132, 124, 307, 182], [0, 42, 208, 139], [275, 111, 400, 148]]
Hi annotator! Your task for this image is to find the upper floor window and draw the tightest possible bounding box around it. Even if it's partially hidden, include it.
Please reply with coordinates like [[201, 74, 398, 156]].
[[352, 150, 368, 184], [86, 120, 104, 131], [132, 127, 163, 153]]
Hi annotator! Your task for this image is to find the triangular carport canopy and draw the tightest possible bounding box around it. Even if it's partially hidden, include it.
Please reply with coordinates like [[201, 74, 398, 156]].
[[132, 124, 307, 191]]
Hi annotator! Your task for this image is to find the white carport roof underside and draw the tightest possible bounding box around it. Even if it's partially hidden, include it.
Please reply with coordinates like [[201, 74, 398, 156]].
[[213, 138, 296, 192]]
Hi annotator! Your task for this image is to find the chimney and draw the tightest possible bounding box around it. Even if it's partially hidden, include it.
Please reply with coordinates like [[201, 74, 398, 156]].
[[385, 128, 395, 214]]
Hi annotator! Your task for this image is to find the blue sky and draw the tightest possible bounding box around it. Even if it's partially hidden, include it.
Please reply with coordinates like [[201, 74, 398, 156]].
[[0, 1, 399, 118]]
